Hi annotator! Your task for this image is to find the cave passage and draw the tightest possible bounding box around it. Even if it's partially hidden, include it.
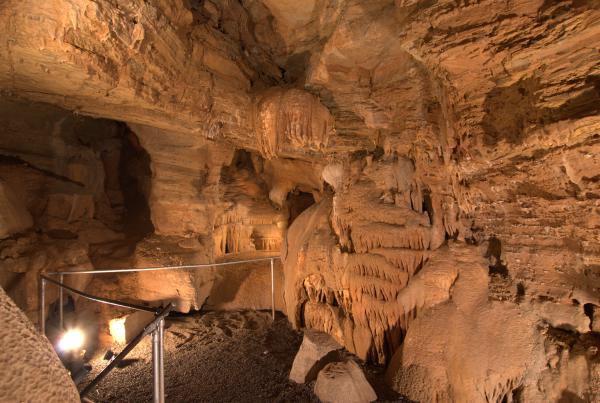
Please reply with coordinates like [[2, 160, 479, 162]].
[[286, 190, 316, 225]]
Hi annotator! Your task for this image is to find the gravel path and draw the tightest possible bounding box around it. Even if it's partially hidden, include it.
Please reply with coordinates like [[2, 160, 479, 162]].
[[81, 310, 318, 403]]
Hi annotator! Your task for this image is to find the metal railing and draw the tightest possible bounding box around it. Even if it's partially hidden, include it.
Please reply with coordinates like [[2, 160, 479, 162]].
[[38, 256, 280, 403], [79, 303, 173, 401]]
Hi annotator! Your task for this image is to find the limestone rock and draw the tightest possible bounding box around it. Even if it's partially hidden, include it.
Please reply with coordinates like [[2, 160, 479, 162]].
[[0, 233, 94, 320], [98, 235, 285, 314], [1, 0, 600, 400], [314, 360, 377, 403], [0, 286, 79, 402], [129, 123, 233, 237], [0, 180, 33, 239], [254, 88, 334, 159], [283, 195, 460, 364], [385, 248, 545, 402], [290, 329, 342, 383], [535, 301, 591, 333], [385, 243, 600, 402], [591, 305, 600, 333], [203, 258, 285, 312], [0, 0, 257, 144]]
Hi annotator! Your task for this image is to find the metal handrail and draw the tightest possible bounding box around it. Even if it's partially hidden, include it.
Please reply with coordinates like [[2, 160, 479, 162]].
[[38, 256, 281, 403], [80, 303, 173, 401], [46, 256, 280, 275], [40, 274, 156, 313], [43, 256, 280, 331]]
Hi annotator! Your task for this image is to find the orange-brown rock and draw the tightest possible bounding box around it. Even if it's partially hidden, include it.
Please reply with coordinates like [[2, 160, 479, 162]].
[[1, 0, 600, 401], [0, 287, 79, 402]]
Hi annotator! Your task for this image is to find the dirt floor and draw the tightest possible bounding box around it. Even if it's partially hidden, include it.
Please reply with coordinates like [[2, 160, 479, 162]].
[[80, 310, 405, 403]]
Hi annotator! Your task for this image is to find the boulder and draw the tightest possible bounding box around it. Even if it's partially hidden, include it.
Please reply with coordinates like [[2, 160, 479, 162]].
[[0, 286, 79, 402], [314, 360, 377, 403], [289, 329, 342, 383]]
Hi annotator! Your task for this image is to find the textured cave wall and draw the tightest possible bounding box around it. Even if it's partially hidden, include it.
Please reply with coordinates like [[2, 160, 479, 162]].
[[0, 94, 289, 320], [0, 0, 258, 141], [267, 0, 600, 400], [384, 243, 600, 403], [0, 95, 127, 320], [0, 0, 599, 401], [93, 123, 289, 313], [0, 286, 79, 402]]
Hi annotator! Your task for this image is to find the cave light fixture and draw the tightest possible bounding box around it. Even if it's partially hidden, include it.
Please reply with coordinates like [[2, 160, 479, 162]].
[[57, 328, 85, 352]]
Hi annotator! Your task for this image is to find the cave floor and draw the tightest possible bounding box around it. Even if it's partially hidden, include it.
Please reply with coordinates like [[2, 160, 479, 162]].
[[80, 310, 316, 402], [79, 310, 405, 403]]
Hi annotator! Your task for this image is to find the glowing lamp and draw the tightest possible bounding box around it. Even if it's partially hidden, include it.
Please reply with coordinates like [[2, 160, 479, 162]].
[[109, 317, 127, 344], [58, 328, 85, 352]]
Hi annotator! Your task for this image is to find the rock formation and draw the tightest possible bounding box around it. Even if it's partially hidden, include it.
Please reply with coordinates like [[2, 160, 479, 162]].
[[314, 360, 377, 403], [0, 286, 79, 402], [0, 0, 599, 401], [289, 329, 342, 383]]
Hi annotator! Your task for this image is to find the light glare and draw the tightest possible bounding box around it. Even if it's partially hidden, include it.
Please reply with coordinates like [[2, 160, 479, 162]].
[[109, 317, 127, 344], [58, 328, 85, 352]]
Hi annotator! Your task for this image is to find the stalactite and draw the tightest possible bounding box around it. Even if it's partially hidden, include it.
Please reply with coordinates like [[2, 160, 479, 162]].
[[254, 88, 334, 159]]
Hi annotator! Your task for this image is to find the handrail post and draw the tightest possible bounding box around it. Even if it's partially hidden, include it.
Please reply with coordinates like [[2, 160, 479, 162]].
[[158, 318, 165, 401], [39, 276, 46, 335], [59, 273, 64, 330], [270, 258, 275, 321], [80, 304, 172, 399], [152, 318, 165, 403]]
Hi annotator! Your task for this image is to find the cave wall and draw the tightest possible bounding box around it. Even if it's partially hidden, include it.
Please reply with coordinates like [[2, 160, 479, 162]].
[[0, 97, 289, 320], [0, 0, 599, 401], [0, 95, 126, 319]]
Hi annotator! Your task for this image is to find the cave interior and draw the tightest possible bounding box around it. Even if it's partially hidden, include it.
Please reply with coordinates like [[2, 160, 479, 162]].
[[1, 0, 600, 402]]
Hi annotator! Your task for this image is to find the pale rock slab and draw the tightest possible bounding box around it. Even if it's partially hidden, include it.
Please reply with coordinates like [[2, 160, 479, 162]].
[[314, 360, 377, 403], [290, 329, 342, 383]]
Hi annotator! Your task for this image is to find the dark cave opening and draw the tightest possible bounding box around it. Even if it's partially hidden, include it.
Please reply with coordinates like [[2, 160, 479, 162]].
[[220, 148, 261, 188], [421, 189, 434, 225], [486, 236, 509, 277], [583, 303, 595, 327], [286, 190, 316, 226], [118, 127, 154, 241], [231, 148, 256, 172]]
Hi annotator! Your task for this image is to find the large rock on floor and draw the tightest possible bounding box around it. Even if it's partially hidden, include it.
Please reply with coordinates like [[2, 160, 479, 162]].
[[0, 286, 79, 402], [289, 329, 342, 383], [314, 360, 377, 403]]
